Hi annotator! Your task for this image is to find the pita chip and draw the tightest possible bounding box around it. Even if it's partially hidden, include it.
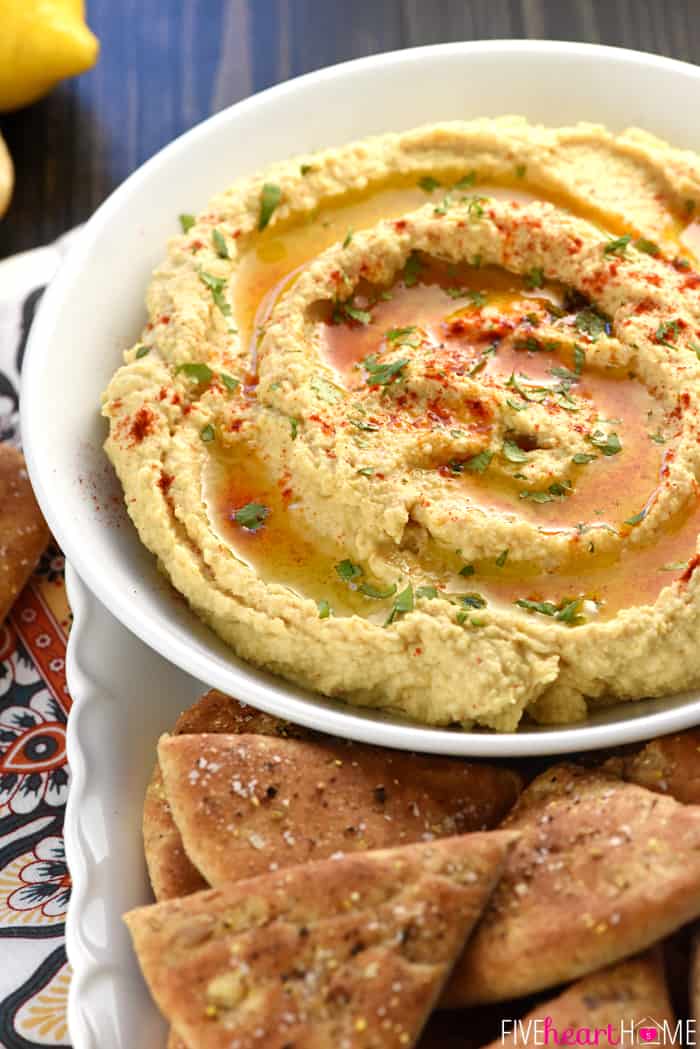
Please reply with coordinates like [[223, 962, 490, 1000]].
[[442, 763, 700, 1006], [143, 691, 312, 900], [157, 731, 523, 887], [0, 444, 49, 621], [606, 730, 700, 805], [126, 831, 515, 1049]]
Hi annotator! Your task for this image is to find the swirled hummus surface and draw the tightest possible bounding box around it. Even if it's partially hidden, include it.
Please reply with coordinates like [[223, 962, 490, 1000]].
[[102, 117, 700, 731]]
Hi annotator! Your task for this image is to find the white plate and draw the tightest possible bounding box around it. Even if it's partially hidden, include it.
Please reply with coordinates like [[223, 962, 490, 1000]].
[[22, 40, 700, 754], [64, 563, 203, 1049]]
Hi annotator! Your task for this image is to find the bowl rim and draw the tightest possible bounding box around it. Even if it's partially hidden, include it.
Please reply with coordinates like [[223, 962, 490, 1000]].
[[21, 38, 700, 755]]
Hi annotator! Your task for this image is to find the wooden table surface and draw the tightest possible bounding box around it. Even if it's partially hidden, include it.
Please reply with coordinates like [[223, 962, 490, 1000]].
[[1, 0, 699, 258]]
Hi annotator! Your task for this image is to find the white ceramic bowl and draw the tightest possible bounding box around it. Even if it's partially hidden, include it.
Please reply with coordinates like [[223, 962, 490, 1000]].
[[21, 39, 700, 755]]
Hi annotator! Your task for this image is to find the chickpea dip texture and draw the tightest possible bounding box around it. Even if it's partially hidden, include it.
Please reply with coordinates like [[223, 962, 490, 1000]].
[[102, 116, 700, 731]]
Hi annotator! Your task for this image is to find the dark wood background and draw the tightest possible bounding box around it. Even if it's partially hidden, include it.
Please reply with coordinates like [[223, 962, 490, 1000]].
[[1, 0, 699, 258]]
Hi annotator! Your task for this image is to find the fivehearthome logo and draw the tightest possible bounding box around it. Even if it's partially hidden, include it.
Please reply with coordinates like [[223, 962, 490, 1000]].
[[500, 1016, 697, 1046]]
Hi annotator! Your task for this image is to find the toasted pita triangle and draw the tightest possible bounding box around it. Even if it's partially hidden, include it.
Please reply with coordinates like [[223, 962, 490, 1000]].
[[478, 950, 675, 1049], [605, 729, 700, 804], [442, 763, 700, 1006], [158, 731, 522, 890], [126, 831, 515, 1049], [0, 444, 49, 621], [143, 691, 309, 900]]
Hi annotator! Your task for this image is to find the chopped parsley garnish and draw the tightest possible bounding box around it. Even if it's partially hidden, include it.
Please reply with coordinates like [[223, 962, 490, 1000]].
[[655, 320, 680, 348], [135, 345, 150, 359], [385, 584, 414, 625], [525, 266, 545, 290], [335, 559, 362, 582], [649, 432, 666, 444], [212, 228, 229, 258], [588, 429, 621, 456], [363, 355, 409, 386], [339, 303, 371, 325], [317, 599, 331, 618], [418, 176, 441, 193], [634, 237, 660, 257], [200, 423, 215, 443], [466, 196, 487, 221], [179, 213, 195, 234], [573, 345, 586, 374], [519, 481, 571, 502], [386, 325, 421, 348], [258, 182, 282, 231], [300, 164, 313, 175], [604, 234, 632, 257], [516, 596, 584, 624], [572, 452, 597, 464], [416, 585, 439, 599], [220, 372, 239, 392], [199, 269, 231, 317], [234, 502, 269, 530], [461, 593, 487, 609], [463, 450, 493, 473], [515, 163, 527, 178], [495, 549, 509, 567], [459, 564, 475, 577], [357, 466, 374, 476], [342, 229, 353, 248], [574, 308, 610, 340], [550, 365, 579, 382], [177, 362, 214, 383], [290, 417, 299, 440], [446, 288, 487, 306], [502, 439, 529, 463], [403, 252, 423, 287], [624, 508, 647, 526], [359, 582, 397, 599], [454, 171, 477, 189]]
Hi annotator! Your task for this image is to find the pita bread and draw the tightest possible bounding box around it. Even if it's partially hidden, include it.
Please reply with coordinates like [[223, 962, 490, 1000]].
[[442, 763, 700, 1006], [480, 950, 674, 1049], [158, 731, 523, 888], [143, 691, 309, 900], [126, 831, 515, 1049], [605, 730, 700, 804], [0, 444, 49, 621]]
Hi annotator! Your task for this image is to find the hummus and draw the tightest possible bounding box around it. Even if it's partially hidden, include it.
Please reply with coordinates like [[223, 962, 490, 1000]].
[[102, 117, 700, 731]]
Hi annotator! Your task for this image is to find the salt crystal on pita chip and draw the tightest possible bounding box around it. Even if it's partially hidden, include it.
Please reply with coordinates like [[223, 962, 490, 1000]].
[[125, 832, 515, 1049], [442, 763, 700, 1006]]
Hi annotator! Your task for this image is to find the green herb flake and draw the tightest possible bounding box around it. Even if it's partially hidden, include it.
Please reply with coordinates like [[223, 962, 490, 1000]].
[[198, 269, 232, 317], [573, 345, 586, 374], [634, 237, 660, 257], [459, 564, 475, 577], [525, 266, 545, 290], [416, 585, 439, 600], [403, 252, 423, 287], [454, 171, 477, 190], [135, 345, 150, 359], [359, 582, 397, 600], [317, 599, 331, 619], [624, 508, 647, 526], [357, 467, 374, 476], [456, 611, 468, 625], [300, 164, 313, 176], [342, 228, 354, 248], [574, 308, 610, 340], [335, 559, 363, 582], [515, 163, 527, 178], [572, 452, 597, 464], [418, 176, 441, 193], [464, 450, 493, 473], [604, 234, 632, 257], [220, 372, 239, 392], [179, 213, 195, 234], [212, 228, 229, 259], [234, 502, 269, 530], [363, 355, 409, 387], [655, 320, 680, 348], [258, 182, 282, 231], [385, 584, 414, 625], [386, 325, 421, 348], [290, 417, 299, 440], [467, 196, 487, 221], [341, 303, 372, 325], [200, 423, 216, 443], [588, 429, 621, 456], [462, 593, 487, 609], [495, 549, 509, 567], [177, 362, 214, 384], [502, 439, 529, 463]]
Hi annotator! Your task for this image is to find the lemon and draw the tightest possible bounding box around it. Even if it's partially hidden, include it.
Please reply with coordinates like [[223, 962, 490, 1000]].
[[0, 133, 13, 215], [0, 0, 99, 112]]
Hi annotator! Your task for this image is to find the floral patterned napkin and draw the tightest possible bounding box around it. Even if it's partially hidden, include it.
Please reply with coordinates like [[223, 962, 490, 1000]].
[[0, 230, 81, 1049]]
